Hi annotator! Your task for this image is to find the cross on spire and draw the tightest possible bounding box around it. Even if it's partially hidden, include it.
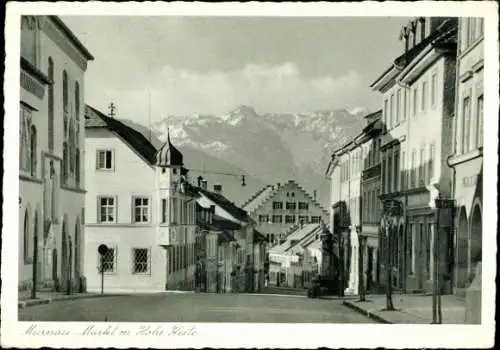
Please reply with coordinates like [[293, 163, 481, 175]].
[[108, 102, 116, 118]]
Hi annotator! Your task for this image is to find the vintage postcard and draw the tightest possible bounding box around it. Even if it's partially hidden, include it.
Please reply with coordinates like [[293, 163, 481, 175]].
[[2, 1, 498, 348]]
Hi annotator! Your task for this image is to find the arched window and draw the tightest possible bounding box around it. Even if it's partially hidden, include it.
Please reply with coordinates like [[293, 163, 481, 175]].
[[75, 82, 80, 120], [30, 125, 37, 176], [63, 142, 68, 183], [24, 210, 30, 263], [75, 148, 80, 186], [63, 70, 68, 112], [68, 121, 75, 174], [48, 57, 54, 151]]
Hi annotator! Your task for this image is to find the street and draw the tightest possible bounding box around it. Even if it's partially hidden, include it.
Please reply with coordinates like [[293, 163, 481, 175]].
[[18, 293, 372, 323]]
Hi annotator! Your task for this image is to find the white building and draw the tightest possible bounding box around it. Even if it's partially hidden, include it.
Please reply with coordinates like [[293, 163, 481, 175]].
[[84, 106, 197, 293], [19, 16, 93, 293], [449, 17, 484, 297]]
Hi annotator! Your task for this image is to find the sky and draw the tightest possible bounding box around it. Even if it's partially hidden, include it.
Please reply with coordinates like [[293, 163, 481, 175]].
[[62, 16, 410, 125]]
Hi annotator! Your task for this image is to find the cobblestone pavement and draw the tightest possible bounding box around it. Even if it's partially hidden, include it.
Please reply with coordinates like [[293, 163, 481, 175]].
[[18, 293, 373, 323]]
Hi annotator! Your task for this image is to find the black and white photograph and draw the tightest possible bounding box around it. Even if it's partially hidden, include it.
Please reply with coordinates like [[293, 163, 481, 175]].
[[1, 1, 497, 349]]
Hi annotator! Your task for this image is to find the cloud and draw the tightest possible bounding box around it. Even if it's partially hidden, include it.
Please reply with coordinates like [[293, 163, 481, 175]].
[[85, 62, 364, 124]]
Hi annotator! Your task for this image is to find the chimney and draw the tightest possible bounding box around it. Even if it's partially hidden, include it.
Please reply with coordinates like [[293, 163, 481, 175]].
[[213, 183, 222, 194], [197, 176, 203, 188], [419, 17, 426, 43], [201, 180, 208, 190]]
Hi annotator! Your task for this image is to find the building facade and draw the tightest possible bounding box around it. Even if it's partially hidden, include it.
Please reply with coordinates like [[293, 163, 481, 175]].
[[243, 180, 329, 246], [19, 16, 93, 293], [448, 17, 484, 297], [371, 17, 458, 294], [84, 106, 197, 293]]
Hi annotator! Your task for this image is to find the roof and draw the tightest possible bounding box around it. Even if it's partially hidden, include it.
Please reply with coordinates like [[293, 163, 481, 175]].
[[85, 105, 157, 165], [253, 229, 268, 243], [371, 18, 457, 89], [49, 16, 94, 61], [198, 187, 250, 223], [243, 180, 328, 218], [363, 109, 383, 120], [156, 131, 184, 167], [242, 185, 274, 213], [270, 224, 320, 255]]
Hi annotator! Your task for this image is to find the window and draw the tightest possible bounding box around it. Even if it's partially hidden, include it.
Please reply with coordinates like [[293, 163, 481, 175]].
[[311, 216, 321, 224], [286, 202, 296, 210], [394, 151, 399, 191], [258, 215, 269, 223], [390, 94, 395, 128], [30, 125, 37, 177], [62, 142, 68, 183], [272, 201, 283, 210], [387, 152, 393, 193], [384, 99, 388, 130], [431, 74, 437, 107], [75, 148, 80, 186], [98, 196, 116, 223], [402, 89, 407, 122], [20, 105, 32, 172], [285, 215, 296, 224], [298, 202, 309, 210], [23, 210, 31, 263], [291, 192, 295, 197], [63, 70, 69, 111], [400, 151, 406, 190], [419, 147, 426, 186], [411, 150, 417, 188], [75, 82, 80, 120], [412, 88, 418, 117], [428, 144, 436, 182], [462, 96, 471, 153], [476, 95, 483, 148], [272, 215, 282, 223], [48, 58, 54, 151], [421, 80, 427, 111], [132, 248, 150, 274], [133, 197, 149, 223], [100, 247, 116, 273], [298, 215, 308, 224], [396, 89, 401, 125], [96, 150, 113, 170], [171, 198, 178, 224]]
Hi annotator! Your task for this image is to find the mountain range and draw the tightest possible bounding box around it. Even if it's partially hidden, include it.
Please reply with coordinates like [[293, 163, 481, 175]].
[[122, 105, 368, 207]]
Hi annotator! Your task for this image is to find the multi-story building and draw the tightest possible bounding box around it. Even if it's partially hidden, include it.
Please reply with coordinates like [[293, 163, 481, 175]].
[[448, 17, 484, 297], [243, 180, 329, 246], [19, 16, 93, 293], [327, 112, 385, 295], [371, 17, 458, 294], [84, 105, 198, 293], [359, 110, 384, 293], [196, 180, 257, 292]]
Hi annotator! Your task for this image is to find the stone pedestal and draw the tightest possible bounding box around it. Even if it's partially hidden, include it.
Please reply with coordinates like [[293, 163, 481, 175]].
[[345, 227, 359, 295]]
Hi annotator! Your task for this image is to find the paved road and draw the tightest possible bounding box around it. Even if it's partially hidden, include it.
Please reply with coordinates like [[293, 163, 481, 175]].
[[19, 293, 373, 323]]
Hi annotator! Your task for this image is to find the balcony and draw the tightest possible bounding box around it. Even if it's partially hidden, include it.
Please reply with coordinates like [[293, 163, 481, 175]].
[[362, 164, 381, 181], [156, 225, 180, 246]]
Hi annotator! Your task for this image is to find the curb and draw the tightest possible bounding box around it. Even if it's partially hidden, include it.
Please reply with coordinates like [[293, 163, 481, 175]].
[[342, 301, 392, 324], [18, 293, 122, 309]]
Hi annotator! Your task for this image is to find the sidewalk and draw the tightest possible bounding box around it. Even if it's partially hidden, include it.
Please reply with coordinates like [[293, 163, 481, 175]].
[[343, 294, 466, 324], [17, 291, 119, 308]]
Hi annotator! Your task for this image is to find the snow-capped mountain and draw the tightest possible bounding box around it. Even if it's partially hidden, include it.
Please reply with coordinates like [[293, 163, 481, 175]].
[[148, 105, 367, 207]]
